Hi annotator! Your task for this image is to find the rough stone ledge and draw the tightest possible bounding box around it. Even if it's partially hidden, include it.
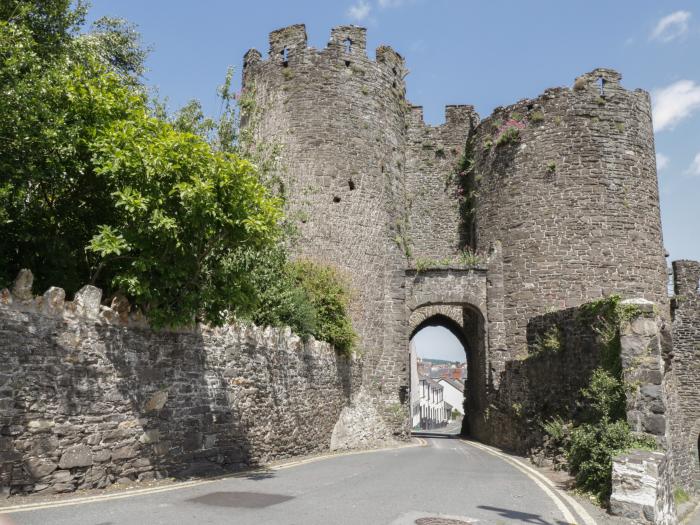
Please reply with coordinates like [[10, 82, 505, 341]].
[[0, 269, 338, 354]]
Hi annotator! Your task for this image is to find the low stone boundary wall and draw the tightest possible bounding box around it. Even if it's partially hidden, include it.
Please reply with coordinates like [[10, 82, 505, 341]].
[[0, 272, 358, 495]]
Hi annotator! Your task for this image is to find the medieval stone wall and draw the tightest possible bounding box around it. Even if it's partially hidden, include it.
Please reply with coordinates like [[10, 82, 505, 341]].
[[240, 26, 682, 476], [0, 276, 359, 496], [404, 105, 478, 260], [473, 298, 668, 452], [241, 26, 412, 440], [668, 260, 700, 493], [469, 69, 669, 358], [242, 25, 408, 360]]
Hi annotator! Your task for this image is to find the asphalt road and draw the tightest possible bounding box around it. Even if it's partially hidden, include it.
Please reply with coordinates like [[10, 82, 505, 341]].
[[1, 437, 594, 525]]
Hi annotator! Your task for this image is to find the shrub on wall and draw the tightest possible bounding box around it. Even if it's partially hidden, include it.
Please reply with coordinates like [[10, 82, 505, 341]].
[[289, 260, 357, 356], [541, 296, 656, 503], [228, 249, 356, 355]]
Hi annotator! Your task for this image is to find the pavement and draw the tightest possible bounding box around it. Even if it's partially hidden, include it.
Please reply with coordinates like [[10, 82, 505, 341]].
[[0, 436, 597, 525], [682, 500, 700, 525]]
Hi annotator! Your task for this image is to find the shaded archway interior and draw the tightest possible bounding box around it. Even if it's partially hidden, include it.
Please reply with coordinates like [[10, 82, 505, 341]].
[[409, 314, 471, 354]]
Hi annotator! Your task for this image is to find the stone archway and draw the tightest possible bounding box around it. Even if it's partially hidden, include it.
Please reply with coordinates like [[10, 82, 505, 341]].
[[409, 304, 465, 342], [407, 300, 488, 437]]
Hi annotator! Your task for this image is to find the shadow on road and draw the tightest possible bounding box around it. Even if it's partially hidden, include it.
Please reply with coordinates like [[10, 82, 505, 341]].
[[477, 505, 570, 525], [411, 431, 462, 439], [186, 491, 294, 508]]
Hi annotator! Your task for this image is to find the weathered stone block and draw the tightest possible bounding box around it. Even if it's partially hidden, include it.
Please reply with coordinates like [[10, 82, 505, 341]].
[[144, 390, 169, 412], [73, 285, 102, 319], [139, 430, 160, 444], [92, 450, 111, 463], [11, 269, 33, 301], [42, 287, 65, 316], [27, 420, 54, 434], [24, 458, 57, 479], [58, 445, 93, 469], [611, 449, 675, 525], [111, 444, 139, 460]]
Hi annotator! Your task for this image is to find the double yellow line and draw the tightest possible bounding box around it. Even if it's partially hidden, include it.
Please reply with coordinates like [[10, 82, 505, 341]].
[[459, 439, 597, 525]]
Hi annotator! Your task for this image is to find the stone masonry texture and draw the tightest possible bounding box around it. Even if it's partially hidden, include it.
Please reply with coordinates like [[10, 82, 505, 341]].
[[0, 279, 358, 495], [241, 24, 678, 455], [668, 261, 700, 494]]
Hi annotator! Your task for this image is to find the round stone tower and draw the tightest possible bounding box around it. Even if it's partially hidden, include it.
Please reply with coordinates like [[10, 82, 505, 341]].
[[467, 68, 668, 355], [242, 25, 411, 441]]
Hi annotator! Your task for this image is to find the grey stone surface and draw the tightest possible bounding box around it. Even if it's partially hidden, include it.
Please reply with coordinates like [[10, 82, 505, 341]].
[[0, 287, 358, 495], [242, 25, 672, 460], [58, 445, 93, 469], [667, 261, 700, 495], [11, 269, 33, 301], [73, 285, 102, 319], [611, 450, 676, 525]]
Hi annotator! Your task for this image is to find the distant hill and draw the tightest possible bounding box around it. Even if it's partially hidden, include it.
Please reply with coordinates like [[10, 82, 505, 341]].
[[419, 358, 462, 366]]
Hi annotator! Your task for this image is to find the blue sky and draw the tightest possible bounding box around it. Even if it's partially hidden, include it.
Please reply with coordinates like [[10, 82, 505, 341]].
[[87, 1, 699, 360]]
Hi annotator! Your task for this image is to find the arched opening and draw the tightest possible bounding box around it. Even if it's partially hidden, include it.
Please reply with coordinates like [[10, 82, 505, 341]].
[[409, 312, 469, 436]]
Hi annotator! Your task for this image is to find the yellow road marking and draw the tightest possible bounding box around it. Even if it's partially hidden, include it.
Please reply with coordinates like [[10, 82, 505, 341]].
[[460, 439, 597, 525], [0, 439, 422, 514]]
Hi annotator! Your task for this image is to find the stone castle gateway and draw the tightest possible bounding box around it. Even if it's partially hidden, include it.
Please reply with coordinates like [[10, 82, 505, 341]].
[[0, 23, 698, 520], [241, 22, 698, 503]]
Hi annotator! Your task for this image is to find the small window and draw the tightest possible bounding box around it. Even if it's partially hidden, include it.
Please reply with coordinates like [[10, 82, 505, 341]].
[[343, 38, 352, 54], [348, 179, 356, 190], [333, 196, 341, 203], [598, 77, 605, 96], [281, 47, 289, 67]]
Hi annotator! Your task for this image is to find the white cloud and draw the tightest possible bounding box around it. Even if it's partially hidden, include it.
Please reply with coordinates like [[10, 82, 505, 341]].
[[652, 80, 700, 132], [347, 1, 371, 21], [650, 11, 691, 42], [378, 0, 405, 7], [656, 153, 669, 171], [688, 152, 700, 176]]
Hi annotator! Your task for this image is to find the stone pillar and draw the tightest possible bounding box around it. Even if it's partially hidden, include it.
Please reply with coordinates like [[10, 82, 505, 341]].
[[611, 450, 676, 525], [620, 299, 667, 438]]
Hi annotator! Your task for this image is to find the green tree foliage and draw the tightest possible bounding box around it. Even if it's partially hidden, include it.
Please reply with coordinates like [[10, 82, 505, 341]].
[[0, 0, 87, 56], [0, 1, 282, 327], [227, 249, 356, 355], [0, 2, 357, 351], [289, 260, 357, 355]]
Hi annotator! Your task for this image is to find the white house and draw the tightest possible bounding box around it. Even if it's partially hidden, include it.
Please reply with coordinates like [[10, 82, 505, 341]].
[[409, 341, 450, 430], [438, 378, 465, 417]]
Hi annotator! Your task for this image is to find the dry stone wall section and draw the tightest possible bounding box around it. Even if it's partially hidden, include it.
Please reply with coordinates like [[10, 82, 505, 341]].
[[0, 274, 358, 496]]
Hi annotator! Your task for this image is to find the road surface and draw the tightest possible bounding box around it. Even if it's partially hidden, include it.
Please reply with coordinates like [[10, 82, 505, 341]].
[[1, 436, 594, 525]]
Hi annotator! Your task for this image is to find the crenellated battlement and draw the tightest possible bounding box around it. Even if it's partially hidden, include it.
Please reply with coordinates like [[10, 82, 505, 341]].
[[268, 23, 308, 60], [476, 68, 648, 133], [672, 260, 700, 298], [407, 104, 478, 131], [243, 24, 405, 78]]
